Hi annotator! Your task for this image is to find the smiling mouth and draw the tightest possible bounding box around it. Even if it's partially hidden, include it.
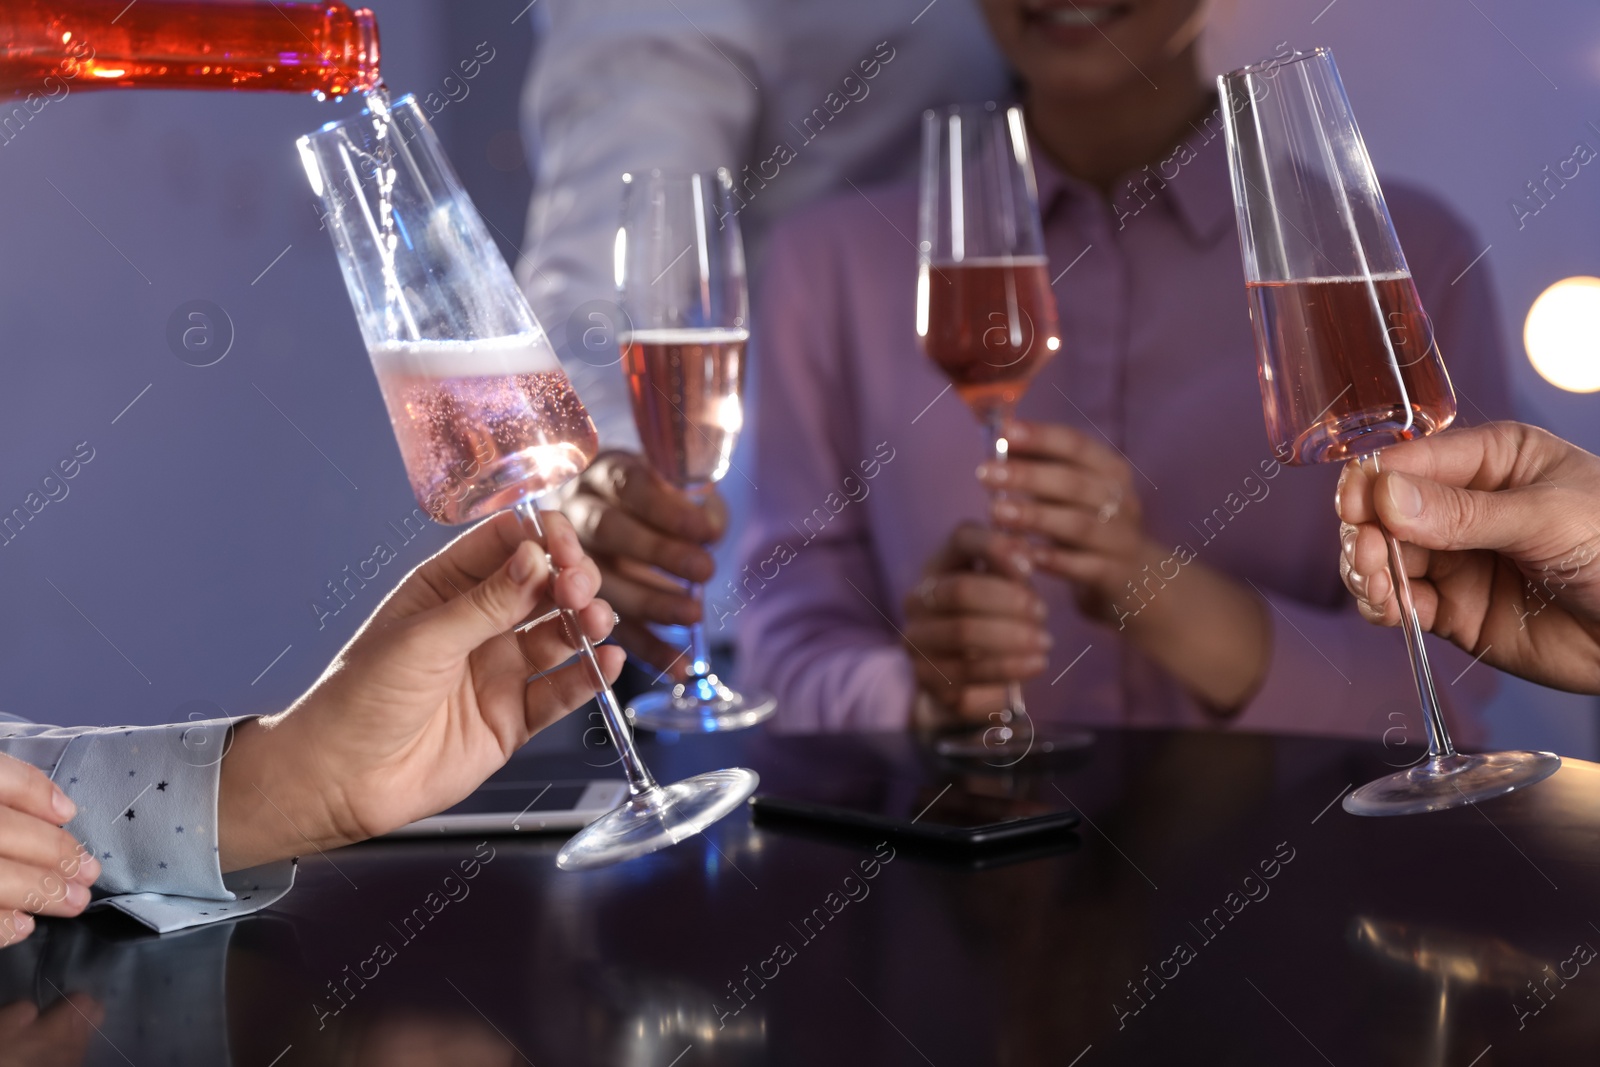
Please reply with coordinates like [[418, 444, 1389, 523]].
[[1026, 2, 1135, 30]]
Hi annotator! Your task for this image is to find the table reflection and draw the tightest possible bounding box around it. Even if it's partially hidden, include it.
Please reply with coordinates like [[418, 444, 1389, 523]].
[[1352, 916, 1550, 1067], [0, 915, 233, 1067], [0, 916, 526, 1067], [581, 967, 766, 1066]]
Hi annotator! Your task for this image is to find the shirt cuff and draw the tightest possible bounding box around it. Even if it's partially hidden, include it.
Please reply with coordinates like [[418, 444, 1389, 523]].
[[91, 860, 296, 934], [51, 717, 297, 930]]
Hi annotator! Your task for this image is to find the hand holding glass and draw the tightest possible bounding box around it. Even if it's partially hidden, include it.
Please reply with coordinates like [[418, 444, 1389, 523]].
[[615, 169, 776, 732], [916, 102, 1089, 763], [298, 94, 759, 868], [1218, 49, 1558, 814]]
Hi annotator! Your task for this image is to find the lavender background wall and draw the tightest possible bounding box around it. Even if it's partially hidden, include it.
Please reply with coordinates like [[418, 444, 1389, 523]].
[[0, 0, 1594, 755]]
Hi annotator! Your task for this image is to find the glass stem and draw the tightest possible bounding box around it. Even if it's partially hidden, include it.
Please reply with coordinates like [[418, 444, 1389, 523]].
[[1371, 454, 1455, 762], [682, 584, 721, 704], [679, 482, 720, 704], [514, 499, 659, 797], [985, 409, 1027, 727]]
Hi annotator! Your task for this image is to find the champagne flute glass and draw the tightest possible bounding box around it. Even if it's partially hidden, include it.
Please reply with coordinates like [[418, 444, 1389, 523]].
[[1218, 48, 1559, 815], [298, 93, 759, 868], [917, 102, 1090, 764], [615, 169, 777, 732]]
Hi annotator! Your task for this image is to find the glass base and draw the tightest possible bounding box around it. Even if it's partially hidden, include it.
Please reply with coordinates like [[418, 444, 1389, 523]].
[[1343, 750, 1561, 817], [625, 684, 777, 733], [556, 768, 760, 871], [1289, 403, 1451, 466], [933, 726, 1095, 765]]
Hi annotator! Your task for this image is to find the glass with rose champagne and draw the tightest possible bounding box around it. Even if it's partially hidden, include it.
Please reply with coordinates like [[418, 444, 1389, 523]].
[[615, 169, 777, 732], [917, 102, 1090, 762], [1219, 48, 1558, 814], [298, 94, 759, 868]]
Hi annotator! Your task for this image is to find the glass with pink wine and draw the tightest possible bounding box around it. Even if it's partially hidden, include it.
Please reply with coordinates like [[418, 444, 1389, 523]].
[[297, 94, 759, 869], [615, 169, 777, 733], [917, 102, 1092, 764], [1218, 48, 1558, 814]]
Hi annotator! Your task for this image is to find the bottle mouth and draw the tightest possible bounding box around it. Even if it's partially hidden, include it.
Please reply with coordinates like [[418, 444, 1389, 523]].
[[352, 7, 381, 91]]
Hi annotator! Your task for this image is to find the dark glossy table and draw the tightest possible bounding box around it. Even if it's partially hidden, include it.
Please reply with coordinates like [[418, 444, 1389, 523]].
[[5, 726, 1599, 1066]]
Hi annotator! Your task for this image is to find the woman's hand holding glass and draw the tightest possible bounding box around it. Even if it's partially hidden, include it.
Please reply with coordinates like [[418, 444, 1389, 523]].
[[904, 523, 1050, 729], [981, 417, 1270, 713], [982, 419, 1145, 621]]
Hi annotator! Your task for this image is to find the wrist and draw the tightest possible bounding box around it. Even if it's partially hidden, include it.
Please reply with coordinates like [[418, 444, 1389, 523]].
[[1118, 559, 1271, 712], [1096, 537, 1177, 631], [217, 712, 350, 872]]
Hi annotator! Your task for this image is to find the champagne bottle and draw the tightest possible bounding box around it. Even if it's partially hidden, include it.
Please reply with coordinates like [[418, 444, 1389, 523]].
[[1, 0, 378, 100]]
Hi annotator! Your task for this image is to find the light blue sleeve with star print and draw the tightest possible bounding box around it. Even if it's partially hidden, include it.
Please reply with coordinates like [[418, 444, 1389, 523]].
[[0, 713, 294, 934]]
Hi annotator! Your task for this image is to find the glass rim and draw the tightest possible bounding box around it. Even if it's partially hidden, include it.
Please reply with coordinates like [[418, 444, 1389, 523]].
[[1221, 45, 1333, 82], [301, 90, 421, 141], [922, 100, 1019, 121]]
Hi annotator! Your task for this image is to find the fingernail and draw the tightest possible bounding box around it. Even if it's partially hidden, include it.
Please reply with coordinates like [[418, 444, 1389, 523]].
[[1386, 473, 1423, 519], [66, 882, 89, 909], [993, 500, 1021, 523], [1006, 422, 1028, 443], [52, 788, 76, 823], [1035, 631, 1053, 650], [567, 568, 596, 602], [508, 541, 537, 584], [1011, 553, 1032, 575], [78, 854, 101, 883], [1032, 600, 1048, 619]]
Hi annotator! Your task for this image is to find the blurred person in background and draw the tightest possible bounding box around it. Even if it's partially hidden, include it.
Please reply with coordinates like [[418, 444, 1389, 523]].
[[516, 0, 1010, 679], [734, 0, 1513, 737]]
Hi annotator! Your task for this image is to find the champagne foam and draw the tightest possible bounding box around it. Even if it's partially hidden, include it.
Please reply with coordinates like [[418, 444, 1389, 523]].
[[368, 334, 563, 378]]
